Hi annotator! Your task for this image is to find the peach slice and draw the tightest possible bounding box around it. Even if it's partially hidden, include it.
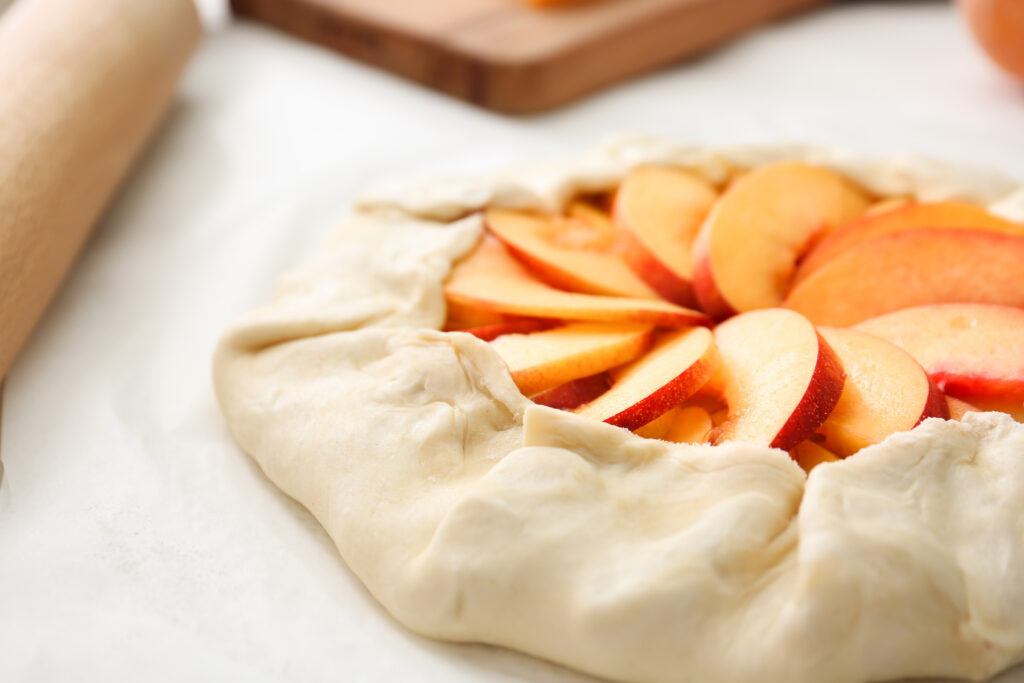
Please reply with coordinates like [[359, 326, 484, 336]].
[[612, 166, 718, 306], [968, 398, 1024, 422], [575, 327, 718, 431], [817, 327, 948, 457], [710, 309, 845, 450], [710, 407, 729, 427], [635, 405, 715, 443], [566, 200, 616, 238], [784, 228, 1024, 326], [946, 396, 1023, 422], [460, 318, 555, 342], [947, 396, 981, 420], [662, 405, 714, 444], [634, 406, 682, 439], [691, 161, 869, 318], [445, 236, 711, 328], [490, 322, 653, 396], [792, 440, 840, 473], [795, 201, 1024, 284], [444, 298, 508, 329], [864, 196, 912, 217], [485, 208, 658, 299], [853, 303, 1024, 402], [532, 374, 610, 411]]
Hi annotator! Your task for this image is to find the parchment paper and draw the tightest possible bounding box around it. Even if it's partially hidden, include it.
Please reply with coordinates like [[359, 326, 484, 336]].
[[1, 2, 1024, 681]]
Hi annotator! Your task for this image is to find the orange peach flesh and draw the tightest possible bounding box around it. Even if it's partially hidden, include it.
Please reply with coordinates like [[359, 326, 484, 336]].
[[490, 322, 653, 396], [795, 201, 1024, 285], [612, 166, 717, 306], [693, 161, 869, 318], [565, 200, 616, 239], [444, 236, 711, 328], [966, 398, 1024, 422], [853, 303, 1024, 402], [785, 228, 1024, 327], [485, 208, 659, 299], [636, 405, 715, 443], [817, 327, 948, 457], [947, 396, 981, 420], [792, 440, 840, 472], [526, 0, 588, 6], [863, 197, 912, 217], [662, 405, 714, 444], [445, 298, 508, 329], [575, 327, 718, 431], [710, 309, 845, 451], [635, 407, 681, 439]]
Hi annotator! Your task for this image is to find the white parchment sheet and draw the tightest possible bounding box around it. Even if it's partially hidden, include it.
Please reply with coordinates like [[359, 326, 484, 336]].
[[2, 2, 1024, 681]]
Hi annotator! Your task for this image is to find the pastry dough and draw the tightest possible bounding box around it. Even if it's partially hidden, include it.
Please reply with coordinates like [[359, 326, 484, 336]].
[[213, 138, 1024, 683]]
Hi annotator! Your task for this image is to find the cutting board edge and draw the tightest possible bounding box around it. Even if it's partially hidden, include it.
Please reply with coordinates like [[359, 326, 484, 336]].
[[230, 0, 832, 113]]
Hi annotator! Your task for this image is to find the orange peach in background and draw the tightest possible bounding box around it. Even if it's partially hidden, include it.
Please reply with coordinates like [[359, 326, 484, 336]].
[[959, 0, 1024, 80]]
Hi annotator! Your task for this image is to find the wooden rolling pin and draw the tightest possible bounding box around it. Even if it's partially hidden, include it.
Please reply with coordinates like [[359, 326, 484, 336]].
[[0, 0, 201, 381]]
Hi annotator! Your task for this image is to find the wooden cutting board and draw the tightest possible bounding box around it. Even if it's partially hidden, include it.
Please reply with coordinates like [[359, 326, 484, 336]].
[[231, 0, 831, 114], [0, 388, 5, 487]]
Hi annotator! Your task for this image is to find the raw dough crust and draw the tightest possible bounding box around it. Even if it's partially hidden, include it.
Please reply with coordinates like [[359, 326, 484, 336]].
[[214, 138, 1024, 683]]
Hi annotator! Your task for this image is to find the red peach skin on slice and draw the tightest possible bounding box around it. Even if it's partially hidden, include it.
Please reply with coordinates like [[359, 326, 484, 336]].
[[485, 208, 660, 299], [612, 166, 718, 307], [817, 327, 948, 457], [785, 228, 1024, 327], [853, 303, 1024, 402], [710, 309, 846, 451], [691, 161, 869, 318], [460, 318, 556, 341], [489, 322, 653, 397], [575, 327, 718, 431], [531, 373, 611, 411], [794, 201, 1024, 285], [445, 236, 710, 328]]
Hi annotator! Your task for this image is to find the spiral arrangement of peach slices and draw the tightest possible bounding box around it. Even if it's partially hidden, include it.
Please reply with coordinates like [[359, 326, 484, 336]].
[[442, 162, 1024, 472]]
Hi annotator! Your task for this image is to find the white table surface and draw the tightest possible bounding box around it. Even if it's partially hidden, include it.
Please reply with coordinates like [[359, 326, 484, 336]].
[[2, 1, 1024, 681]]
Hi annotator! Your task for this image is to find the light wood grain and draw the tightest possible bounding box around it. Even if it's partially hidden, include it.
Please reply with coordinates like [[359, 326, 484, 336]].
[[0, 388, 4, 487], [0, 0, 200, 382], [231, 0, 830, 113]]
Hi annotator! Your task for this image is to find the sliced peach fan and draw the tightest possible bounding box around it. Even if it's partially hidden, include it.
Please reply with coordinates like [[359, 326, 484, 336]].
[[442, 162, 1024, 472]]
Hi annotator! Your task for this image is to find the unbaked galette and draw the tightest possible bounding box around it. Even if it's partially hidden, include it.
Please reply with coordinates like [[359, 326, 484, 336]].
[[214, 139, 1024, 683]]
